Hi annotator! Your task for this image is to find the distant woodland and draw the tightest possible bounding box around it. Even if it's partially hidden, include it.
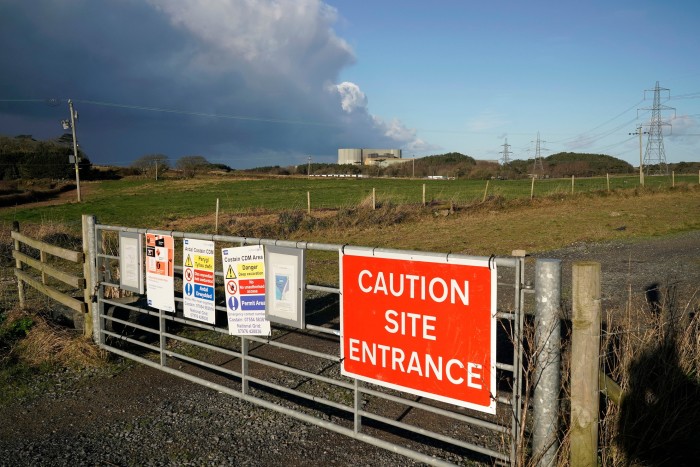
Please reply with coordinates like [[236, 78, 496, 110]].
[[0, 134, 92, 180], [1, 134, 698, 182]]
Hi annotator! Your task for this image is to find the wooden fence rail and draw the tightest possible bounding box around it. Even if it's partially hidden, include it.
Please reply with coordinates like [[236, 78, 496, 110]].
[[11, 222, 87, 316]]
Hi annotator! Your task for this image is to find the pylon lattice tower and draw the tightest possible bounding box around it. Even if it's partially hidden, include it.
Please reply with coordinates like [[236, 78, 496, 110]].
[[641, 81, 675, 175], [531, 132, 547, 177], [500, 138, 512, 165]]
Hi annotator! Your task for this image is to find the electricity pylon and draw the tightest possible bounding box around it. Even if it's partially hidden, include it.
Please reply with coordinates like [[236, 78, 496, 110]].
[[531, 132, 547, 177], [500, 138, 512, 165], [640, 81, 675, 175]]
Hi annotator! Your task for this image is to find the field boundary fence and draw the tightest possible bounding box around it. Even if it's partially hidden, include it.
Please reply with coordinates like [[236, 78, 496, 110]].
[[75, 214, 564, 466]]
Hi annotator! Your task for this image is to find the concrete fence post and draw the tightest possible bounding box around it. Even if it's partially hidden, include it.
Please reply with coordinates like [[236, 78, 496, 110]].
[[82, 214, 99, 342], [533, 259, 562, 466], [570, 261, 601, 467]]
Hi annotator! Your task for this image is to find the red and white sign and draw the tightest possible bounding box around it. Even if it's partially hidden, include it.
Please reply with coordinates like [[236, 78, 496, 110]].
[[340, 248, 497, 414], [239, 278, 265, 295]]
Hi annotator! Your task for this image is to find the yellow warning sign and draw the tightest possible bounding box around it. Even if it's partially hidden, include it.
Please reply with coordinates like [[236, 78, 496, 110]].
[[237, 262, 263, 279], [226, 265, 237, 279], [185, 255, 193, 268], [194, 255, 213, 271]]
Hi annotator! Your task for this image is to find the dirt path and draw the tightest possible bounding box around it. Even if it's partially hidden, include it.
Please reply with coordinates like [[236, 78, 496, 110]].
[[533, 230, 700, 320]]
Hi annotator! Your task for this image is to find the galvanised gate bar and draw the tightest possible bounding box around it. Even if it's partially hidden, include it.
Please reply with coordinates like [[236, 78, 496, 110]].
[[84, 216, 561, 466]]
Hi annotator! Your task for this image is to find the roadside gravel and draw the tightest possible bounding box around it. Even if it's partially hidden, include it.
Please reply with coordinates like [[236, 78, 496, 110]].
[[0, 363, 419, 466]]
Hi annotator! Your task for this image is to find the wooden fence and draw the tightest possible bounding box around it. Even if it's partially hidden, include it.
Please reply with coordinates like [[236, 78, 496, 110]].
[[11, 221, 87, 329]]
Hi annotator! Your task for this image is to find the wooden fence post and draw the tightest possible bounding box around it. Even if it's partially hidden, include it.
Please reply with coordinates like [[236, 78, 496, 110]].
[[215, 198, 219, 234], [12, 221, 26, 309], [570, 261, 601, 467], [422, 184, 426, 207], [307, 191, 311, 215], [530, 177, 536, 200], [571, 175, 575, 194], [482, 180, 489, 202], [40, 250, 47, 285], [606, 173, 610, 192], [372, 188, 376, 210]]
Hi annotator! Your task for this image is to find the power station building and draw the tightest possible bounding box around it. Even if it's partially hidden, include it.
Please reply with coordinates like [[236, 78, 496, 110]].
[[338, 148, 404, 166]]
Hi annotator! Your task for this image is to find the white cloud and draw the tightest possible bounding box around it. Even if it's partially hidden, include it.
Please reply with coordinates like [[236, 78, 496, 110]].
[[332, 82, 368, 113], [147, 0, 354, 82], [370, 115, 438, 152]]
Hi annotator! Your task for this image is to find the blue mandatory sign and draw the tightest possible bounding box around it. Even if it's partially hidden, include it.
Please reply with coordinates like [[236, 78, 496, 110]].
[[184, 283, 194, 296], [241, 295, 266, 311], [228, 296, 239, 311], [194, 284, 214, 301]]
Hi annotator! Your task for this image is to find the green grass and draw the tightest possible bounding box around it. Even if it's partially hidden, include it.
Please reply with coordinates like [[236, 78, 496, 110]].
[[1, 174, 696, 228]]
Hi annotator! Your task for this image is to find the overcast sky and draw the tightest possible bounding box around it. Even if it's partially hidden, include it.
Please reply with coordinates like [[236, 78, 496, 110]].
[[1, 0, 699, 168]]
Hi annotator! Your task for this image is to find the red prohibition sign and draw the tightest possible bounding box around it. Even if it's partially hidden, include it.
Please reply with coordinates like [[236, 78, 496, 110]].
[[226, 280, 237, 295], [185, 268, 193, 281]]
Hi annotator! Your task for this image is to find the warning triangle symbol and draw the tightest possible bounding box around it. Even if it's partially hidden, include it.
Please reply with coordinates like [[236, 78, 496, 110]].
[[185, 255, 193, 268], [226, 265, 237, 279]]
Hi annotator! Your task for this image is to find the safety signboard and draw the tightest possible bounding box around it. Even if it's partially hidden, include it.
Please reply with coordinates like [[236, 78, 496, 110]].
[[182, 238, 216, 323], [221, 245, 270, 335], [145, 233, 175, 312], [340, 248, 497, 414]]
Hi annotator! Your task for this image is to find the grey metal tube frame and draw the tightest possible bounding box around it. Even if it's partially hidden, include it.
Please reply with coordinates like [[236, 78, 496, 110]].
[[88, 222, 550, 466]]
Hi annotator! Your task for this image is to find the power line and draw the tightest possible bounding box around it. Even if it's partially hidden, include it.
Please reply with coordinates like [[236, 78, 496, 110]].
[[0, 98, 342, 128]]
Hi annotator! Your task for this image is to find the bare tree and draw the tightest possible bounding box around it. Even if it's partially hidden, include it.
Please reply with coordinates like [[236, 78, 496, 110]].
[[176, 155, 211, 178], [132, 154, 169, 179]]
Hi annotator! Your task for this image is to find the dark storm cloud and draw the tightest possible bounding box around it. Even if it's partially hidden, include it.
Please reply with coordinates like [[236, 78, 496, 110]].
[[0, 0, 423, 167]]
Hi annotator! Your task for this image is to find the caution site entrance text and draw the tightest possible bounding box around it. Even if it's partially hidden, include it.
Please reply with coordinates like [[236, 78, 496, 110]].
[[340, 249, 497, 414]]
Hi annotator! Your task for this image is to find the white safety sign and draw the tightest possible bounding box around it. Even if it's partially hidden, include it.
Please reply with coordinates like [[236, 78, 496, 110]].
[[183, 238, 216, 323], [221, 245, 270, 335]]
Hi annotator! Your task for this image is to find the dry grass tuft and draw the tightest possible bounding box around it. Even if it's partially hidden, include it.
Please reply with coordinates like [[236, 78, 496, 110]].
[[3, 307, 104, 369], [594, 292, 700, 466]]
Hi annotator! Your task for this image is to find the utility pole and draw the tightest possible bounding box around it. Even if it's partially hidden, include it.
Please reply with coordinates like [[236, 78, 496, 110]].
[[500, 138, 512, 165], [62, 99, 81, 202], [640, 81, 675, 175], [629, 126, 648, 186], [412, 157, 415, 178], [307, 156, 311, 177]]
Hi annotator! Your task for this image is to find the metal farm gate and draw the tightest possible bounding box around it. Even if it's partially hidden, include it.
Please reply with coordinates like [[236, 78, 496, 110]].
[[84, 216, 561, 466]]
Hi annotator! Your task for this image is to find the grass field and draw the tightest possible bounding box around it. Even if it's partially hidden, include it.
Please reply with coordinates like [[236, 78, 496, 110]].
[[0, 173, 697, 229]]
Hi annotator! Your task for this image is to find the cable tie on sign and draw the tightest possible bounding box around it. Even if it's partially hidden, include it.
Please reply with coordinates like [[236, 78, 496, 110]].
[[488, 254, 496, 270], [341, 244, 348, 255], [446, 252, 452, 263]]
